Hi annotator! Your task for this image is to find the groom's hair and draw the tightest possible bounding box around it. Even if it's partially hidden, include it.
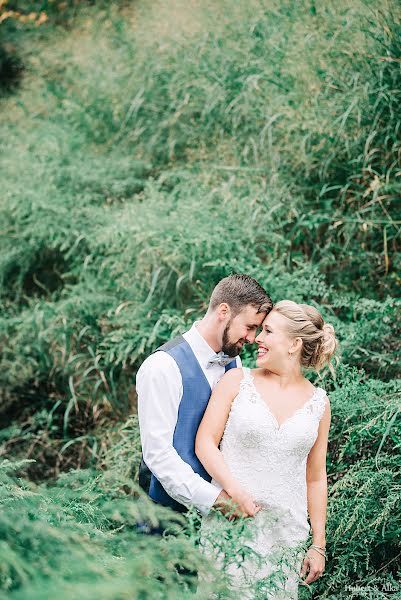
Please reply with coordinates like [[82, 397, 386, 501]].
[[209, 273, 272, 316]]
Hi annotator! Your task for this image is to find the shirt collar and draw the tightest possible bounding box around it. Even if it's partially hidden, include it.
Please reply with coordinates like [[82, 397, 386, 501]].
[[184, 321, 218, 366]]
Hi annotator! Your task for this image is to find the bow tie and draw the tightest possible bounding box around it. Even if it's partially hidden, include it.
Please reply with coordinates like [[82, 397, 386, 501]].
[[207, 352, 235, 368]]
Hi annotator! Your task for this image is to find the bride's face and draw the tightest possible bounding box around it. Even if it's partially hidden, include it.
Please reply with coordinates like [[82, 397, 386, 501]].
[[255, 311, 295, 369]]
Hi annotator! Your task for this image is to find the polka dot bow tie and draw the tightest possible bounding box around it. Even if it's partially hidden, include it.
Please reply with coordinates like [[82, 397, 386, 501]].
[[206, 352, 235, 368]]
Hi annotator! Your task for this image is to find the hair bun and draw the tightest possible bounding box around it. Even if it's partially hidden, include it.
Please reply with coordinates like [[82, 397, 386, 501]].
[[322, 323, 335, 336], [318, 322, 338, 372]]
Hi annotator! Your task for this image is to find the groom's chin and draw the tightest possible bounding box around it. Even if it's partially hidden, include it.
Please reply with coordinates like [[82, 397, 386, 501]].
[[222, 346, 239, 358], [224, 342, 244, 357]]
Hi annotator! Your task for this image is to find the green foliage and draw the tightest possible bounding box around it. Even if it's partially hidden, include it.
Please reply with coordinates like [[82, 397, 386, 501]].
[[317, 367, 401, 597], [0, 0, 401, 597], [0, 459, 223, 599]]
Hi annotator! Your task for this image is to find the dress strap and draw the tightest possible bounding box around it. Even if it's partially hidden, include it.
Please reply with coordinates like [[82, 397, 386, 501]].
[[239, 367, 259, 403], [313, 387, 327, 402], [311, 387, 328, 421], [241, 366, 252, 381]]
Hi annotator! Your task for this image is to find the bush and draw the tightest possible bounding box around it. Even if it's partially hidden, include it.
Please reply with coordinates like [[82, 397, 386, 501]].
[[1, 0, 401, 597]]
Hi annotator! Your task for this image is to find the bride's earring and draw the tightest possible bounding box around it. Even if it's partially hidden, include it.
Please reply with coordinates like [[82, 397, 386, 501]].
[[288, 351, 293, 359]]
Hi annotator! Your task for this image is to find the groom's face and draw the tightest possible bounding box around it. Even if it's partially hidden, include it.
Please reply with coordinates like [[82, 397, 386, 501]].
[[221, 305, 266, 357]]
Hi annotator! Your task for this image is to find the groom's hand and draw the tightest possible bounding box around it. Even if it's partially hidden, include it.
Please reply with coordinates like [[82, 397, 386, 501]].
[[213, 489, 230, 508], [213, 490, 239, 519]]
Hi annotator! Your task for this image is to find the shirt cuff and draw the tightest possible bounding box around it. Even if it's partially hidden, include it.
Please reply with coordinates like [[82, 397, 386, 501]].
[[195, 480, 223, 516]]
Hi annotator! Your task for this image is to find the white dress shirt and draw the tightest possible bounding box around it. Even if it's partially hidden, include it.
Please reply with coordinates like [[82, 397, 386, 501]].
[[136, 322, 242, 516]]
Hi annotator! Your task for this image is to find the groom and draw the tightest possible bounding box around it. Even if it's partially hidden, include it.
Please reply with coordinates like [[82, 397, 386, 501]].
[[137, 273, 272, 516]]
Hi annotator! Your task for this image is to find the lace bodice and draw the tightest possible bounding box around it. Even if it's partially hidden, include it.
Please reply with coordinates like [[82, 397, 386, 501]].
[[210, 367, 328, 539]]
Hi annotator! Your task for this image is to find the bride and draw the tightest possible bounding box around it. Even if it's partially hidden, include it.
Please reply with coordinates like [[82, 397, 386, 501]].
[[195, 300, 338, 599]]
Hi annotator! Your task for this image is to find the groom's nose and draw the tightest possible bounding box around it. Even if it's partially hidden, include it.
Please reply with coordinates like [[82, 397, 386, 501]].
[[245, 331, 257, 344]]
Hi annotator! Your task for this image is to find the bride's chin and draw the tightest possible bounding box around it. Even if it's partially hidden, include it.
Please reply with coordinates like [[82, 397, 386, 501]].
[[256, 355, 269, 366]]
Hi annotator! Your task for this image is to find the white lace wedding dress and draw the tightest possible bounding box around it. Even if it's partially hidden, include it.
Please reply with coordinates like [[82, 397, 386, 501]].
[[199, 367, 328, 600]]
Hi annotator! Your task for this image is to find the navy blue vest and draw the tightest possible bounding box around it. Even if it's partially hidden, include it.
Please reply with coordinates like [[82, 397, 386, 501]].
[[139, 335, 237, 512]]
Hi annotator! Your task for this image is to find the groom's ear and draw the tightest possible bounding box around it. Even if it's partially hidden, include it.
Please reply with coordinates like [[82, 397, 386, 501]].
[[217, 302, 231, 321]]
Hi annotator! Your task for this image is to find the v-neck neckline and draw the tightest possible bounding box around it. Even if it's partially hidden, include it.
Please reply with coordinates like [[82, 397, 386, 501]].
[[248, 370, 320, 433]]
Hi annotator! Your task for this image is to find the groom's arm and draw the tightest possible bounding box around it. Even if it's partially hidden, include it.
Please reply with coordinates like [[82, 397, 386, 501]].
[[136, 352, 222, 516]]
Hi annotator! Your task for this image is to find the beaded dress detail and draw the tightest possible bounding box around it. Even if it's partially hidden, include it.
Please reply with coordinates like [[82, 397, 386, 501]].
[[199, 367, 328, 599]]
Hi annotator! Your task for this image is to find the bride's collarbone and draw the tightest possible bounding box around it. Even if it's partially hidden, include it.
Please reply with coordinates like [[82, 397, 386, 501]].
[[250, 371, 316, 410]]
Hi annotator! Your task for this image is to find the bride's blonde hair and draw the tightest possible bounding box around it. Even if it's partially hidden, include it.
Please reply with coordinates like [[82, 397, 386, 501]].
[[273, 300, 338, 373]]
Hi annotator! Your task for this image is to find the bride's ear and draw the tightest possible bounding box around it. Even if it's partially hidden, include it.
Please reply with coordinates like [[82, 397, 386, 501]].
[[289, 336, 303, 355]]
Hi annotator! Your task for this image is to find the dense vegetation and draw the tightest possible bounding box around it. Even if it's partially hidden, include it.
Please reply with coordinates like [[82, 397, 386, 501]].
[[1, 1, 400, 598]]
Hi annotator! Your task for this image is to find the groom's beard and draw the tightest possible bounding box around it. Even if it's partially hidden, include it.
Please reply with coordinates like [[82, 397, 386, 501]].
[[222, 321, 246, 357]]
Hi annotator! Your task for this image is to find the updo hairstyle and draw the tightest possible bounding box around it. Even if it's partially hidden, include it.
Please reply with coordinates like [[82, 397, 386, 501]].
[[273, 300, 338, 372]]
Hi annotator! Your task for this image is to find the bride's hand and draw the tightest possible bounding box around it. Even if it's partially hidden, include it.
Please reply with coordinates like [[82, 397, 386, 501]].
[[300, 548, 325, 584], [227, 484, 260, 518]]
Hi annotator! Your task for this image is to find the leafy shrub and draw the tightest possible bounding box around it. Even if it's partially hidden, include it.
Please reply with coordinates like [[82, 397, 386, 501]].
[[0, 459, 219, 599], [1, 0, 401, 598]]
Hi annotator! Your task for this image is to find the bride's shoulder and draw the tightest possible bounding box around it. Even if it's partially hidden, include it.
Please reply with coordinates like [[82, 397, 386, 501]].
[[312, 385, 331, 415], [221, 367, 245, 383], [215, 368, 246, 397], [301, 378, 330, 407], [299, 377, 324, 395], [313, 382, 330, 400]]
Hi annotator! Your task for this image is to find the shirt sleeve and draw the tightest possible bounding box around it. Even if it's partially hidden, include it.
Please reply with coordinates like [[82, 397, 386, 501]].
[[136, 352, 222, 515]]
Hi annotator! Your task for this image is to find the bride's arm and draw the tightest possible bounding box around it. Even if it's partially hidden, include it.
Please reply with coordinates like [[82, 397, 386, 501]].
[[302, 397, 331, 584], [195, 368, 259, 517]]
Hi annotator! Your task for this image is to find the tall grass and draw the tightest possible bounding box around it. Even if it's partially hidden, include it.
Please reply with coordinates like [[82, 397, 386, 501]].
[[0, 0, 400, 597]]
